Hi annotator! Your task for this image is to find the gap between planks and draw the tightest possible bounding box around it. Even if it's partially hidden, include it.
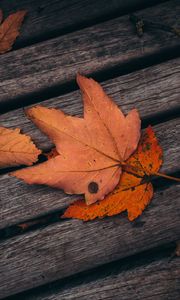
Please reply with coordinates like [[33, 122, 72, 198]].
[[26, 256, 180, 300], [0, 183, 179, 298], [0, 0, 179, 109], [7, 244, 179, 300]]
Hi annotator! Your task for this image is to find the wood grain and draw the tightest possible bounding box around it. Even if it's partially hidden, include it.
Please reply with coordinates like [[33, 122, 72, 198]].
[[0, 1, 179, 298], [0, 1, 179, 107], [0, 119, 179, 230], [23, 257, 180, 300], [0, 0, 160, 47], [0, 184, 179, 298], [0, 58, 179, 151]]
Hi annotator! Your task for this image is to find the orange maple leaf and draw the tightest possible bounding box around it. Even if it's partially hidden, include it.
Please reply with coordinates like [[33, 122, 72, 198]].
[[0, 126, 41, 168], [12, 74, 141, 204], [0, 10, 27, 54], [62, 126, 163, 221]]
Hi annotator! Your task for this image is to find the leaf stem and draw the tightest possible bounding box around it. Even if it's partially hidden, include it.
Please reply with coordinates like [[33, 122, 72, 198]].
[[153, 172, 180, 182], [121, 162, 180, 182]]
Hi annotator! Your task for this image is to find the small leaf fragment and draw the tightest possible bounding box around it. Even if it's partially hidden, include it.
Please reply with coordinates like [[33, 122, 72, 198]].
[[0, 10, 27, 54], [0, 126, 41, 168]]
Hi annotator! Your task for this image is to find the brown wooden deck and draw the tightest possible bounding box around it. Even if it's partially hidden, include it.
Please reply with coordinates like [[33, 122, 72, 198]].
[[0, 0, 179, 299]]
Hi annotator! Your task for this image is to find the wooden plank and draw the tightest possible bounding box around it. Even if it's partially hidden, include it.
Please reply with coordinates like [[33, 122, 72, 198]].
[[0, 0, 161, 47], [22, 257, 180, 300], [0, 119, 179, 230], [0, 1, 179, 107], [0, 184, 179, 298], [0, 58, 179, 151]]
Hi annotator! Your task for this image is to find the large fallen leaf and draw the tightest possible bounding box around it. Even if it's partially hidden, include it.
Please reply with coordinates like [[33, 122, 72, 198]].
[[12, 74, 141, 204], [0, 126, 41, 168], [0, 10, 27, 54], [62, 126, 162, 221]]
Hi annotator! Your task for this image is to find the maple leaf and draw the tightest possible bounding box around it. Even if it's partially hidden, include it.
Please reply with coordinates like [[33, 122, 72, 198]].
[[0, 126, 41, 168], [0, 10, 27, 54], [12, 74, 141, 204], [62, 126, 162, 221]]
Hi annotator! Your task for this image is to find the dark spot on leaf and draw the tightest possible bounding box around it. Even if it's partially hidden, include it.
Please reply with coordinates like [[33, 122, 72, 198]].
[[131, 187, 135, 191], [88, 182, 99, 194]]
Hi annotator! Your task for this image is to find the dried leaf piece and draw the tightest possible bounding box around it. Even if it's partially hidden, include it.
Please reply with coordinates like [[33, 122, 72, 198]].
[[0, 126, 41, 168], [62, 126, 162, 221], [0, 10, 27, 54], [12, 74, 141, 205]]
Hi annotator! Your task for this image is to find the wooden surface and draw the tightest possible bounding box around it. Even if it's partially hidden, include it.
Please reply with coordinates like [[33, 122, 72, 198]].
[[0, 1, 179, 109], [0, 0, 179, 299], [0, 0, 161, 47], [23, 255, 180, 300]]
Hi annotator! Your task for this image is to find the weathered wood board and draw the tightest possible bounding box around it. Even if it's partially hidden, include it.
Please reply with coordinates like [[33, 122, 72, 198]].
[[0, 184, 179, 298], [23, 256, 180, 300], [0, 0, 159, 47], [0, 1, 179, 107]]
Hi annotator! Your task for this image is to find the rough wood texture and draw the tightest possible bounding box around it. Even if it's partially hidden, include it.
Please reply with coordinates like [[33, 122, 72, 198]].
[[0, 1, 179, 106], [0, 0, 161, 47], [0, 184, 179, 298], [0, 1, 179, 299], [0, 119, 179, 230], [22, 257, 180, 300], [1, 58, 179, 151]]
